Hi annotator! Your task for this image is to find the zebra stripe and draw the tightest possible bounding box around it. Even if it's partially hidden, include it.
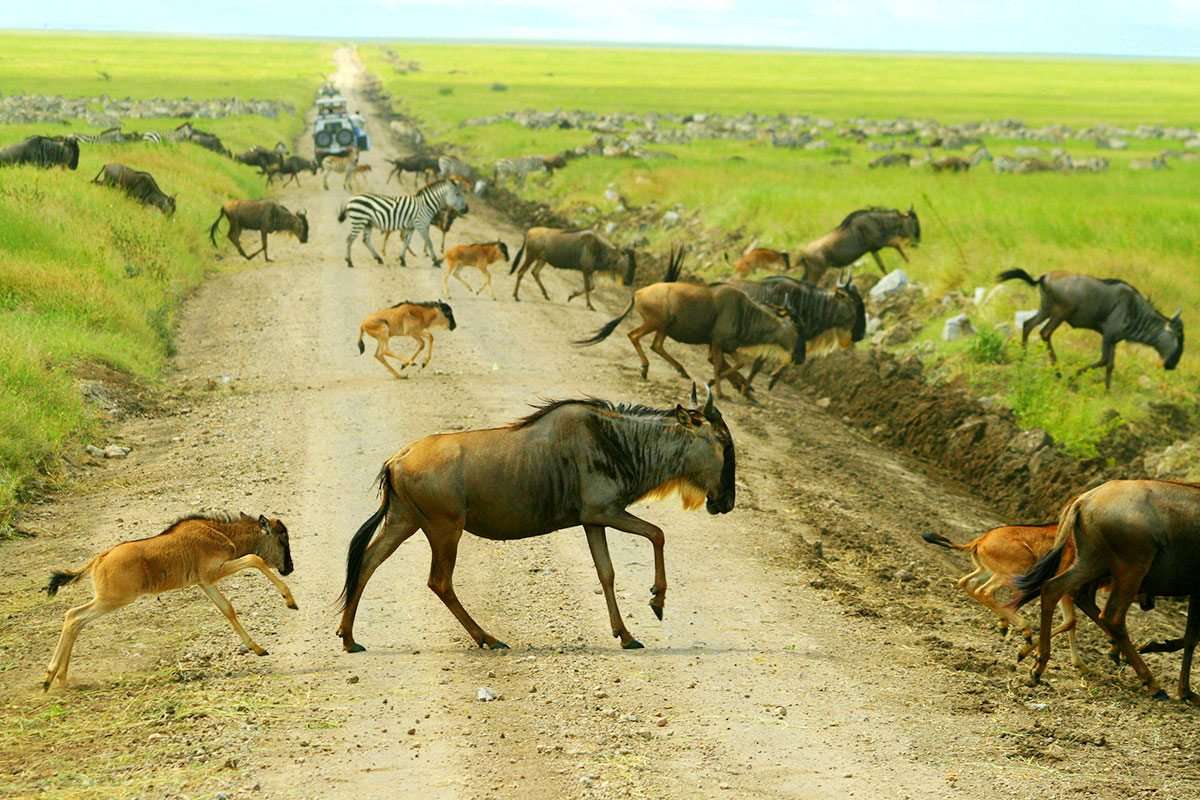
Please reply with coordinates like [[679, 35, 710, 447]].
[[143, 131, 163, 144], [340, 180, 466, 268]]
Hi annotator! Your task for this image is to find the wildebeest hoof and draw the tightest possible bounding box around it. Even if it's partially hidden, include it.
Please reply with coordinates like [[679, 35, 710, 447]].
[[1151, 688, 1170, 701], [345, 642, 367, 653], [622, 639, 645, 650], [254, 648, 269, 657], [374, 257, 383, 265], [651, 604, 664, 621], [483, 640, 509, 650], [1026, 671, 1041, 687], [41, 679, 51, 692]]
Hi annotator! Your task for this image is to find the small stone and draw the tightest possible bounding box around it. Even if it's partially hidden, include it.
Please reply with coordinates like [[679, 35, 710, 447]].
[[815, 397, 832, 409], [408, 728, 416, 735], [895, 568, 915, 582], [477, 687, 499, 702], [347, 675, 359, 684], [654, 717, 668, 727]]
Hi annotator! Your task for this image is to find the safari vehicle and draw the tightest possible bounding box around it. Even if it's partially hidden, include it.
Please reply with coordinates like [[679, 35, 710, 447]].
[[313, 92, 368, 160]]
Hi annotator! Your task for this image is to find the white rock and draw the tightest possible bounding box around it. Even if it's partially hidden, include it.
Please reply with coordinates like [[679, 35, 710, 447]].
[[865, 315, 882, 335], [662, 210, 681, 226], [942, 314, 975, 341], [1015, 309, 1040, 331], [972, 287, 986, 305], [473, 180, 488, 196], [476, 687, 498, 702], [868, 269, 909, 299], [604, 221, 618, 236]]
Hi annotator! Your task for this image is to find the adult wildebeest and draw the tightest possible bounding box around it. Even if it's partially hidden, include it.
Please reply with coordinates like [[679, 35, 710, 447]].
[[727, 272, 866, 385], [236, 145, 283, 172], [387, 154, 440, 186], [42, 512, 295, 690], [336, 387, 736, 653], [0, 135, 80, 170], [173, 122, 230, 157], [1013, 480, 1200, 700], [731, 247, 790, 278], [998, 269, 1183, 390], [576, 248, 801, 398], [509, 227, 637, 311], [797, 206, 921, 285], [265, 155, 320, 187], [209, 200, 309, 261], [869, 152, 913, 168], [91, 163, 176, 216], [356, 300, 457, 379]]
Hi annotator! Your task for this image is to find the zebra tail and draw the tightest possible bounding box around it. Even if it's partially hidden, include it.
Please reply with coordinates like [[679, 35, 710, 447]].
[[337, 203, 348, 224]]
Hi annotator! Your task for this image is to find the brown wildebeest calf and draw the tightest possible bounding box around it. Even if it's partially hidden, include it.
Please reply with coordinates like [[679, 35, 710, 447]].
[[337, 388, 736, 653], [1014, 480, 1200, 700], [922, 523, 1086, 668], [732, 247, 790, 278], [42, 513, 295, 690], [442, 241, 510, 299], [356, 300, 457, 379], [576, 247, 801, 398], [208, 200, 309, 262]]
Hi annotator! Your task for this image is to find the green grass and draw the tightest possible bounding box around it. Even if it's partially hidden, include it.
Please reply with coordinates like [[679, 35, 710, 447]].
[[0, 33, 330, 527], [365, 43, 1200, 456]]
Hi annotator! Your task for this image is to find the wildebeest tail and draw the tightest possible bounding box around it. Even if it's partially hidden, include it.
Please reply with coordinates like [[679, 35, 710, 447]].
[[356, 327, 365, 355], [337, 202, 348, 224], [1010, 498, 1079, 609], [920, 531, 976, 552], [997, 268, 1041, 287], [663, 244, 686, 283], [509, 238, 526, 274], [339, 467, 394, 610], [44, 555, 99, 596], [574, 297, 635, 346], [208, 207, 227, 246]]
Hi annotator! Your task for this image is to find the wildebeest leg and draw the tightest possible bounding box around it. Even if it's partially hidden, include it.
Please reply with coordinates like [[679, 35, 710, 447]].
[[260, 231, 272, 262], [649, 330, 691, 380], [567, 272, 594, 308], [420, 333, 435, 369], [200, 583, 268, 656], [44, 598, 122, 690], [339, 518, 420, 652], [451, 268, 476, 297], [214, 555, 298, 609], [1029, 566, 1096, 684], [1071, 584, 1123, 665], [530, 261, 553, 301], [1019, 307, 1048, 350], [870, 251, 888, 274], [512, 255, 535, 301], [627, 323, 654, 379], [586, 510, 668, 622], [1177, 595, 1200, 702], [1039, 316, 1065, 366], [368, 331, 406, 379], [226, 227, 260, 260], [1074, 336, 1117, 391], [1101, 568, 1164, 697], [425, 525, 508, 649], [891, 243, 910, 263], [401, 335, 426, 369], [479, 266, 497, 300], [584, 525, 642, 649]]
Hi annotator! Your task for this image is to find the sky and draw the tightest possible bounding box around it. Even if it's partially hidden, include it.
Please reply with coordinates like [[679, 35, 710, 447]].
[[4, 0, 1200, 58]]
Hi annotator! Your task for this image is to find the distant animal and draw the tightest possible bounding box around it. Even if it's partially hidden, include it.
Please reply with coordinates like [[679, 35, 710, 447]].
[[0, 135, 80, 170], [998, 269, 1183, 390], [509, 227, 637, 311], [1130, 157, 1169, 171], [70, 126, 126, 145], [731, 247, 790, 278], [321, 149, 359, 190], [265, 155, 319, 187], [336, 387, 736, 653], [350, 163, 373, 188], [337, 179, 470, 268], [797, 206, 921, 284], [236, 145, 284, 172], [91, 163, 176, 216], [493, 155, 559, 186], [382, 206, 460, 259], [172, 122, 230, 157], [1014, 480, 1200, 700], [868, 152, 912, 168], [209, 200, 309, 261], [442, 241, 510, 299], [437, 155, 473, 181], [727, 272, 866, 384], [922, 524, 1086, 668], [42, 512, 295, 691], [576, 247, 802, 398], [1014, 158, 1058, 174], [386, 154, 439, 186], [930, 146, 991, 172], [141, 131, 164, 145], [355, 300, 457, 379]]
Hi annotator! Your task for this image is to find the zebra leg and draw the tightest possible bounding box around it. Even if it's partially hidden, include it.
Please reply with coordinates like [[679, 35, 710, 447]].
[[345, 224, 360, 268], [361, 227, 384, 265], [419, 225, 440, 267], [398, 229, 417, 268]]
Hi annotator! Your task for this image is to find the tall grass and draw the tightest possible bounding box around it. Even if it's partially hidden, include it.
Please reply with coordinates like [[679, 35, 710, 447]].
[[0, 33, 330, 528], [364, 43, 1200, 454]]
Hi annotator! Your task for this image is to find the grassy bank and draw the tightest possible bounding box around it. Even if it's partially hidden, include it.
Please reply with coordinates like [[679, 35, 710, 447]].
[[0, 33, 330, 528], [365, 43, 1200, 456]]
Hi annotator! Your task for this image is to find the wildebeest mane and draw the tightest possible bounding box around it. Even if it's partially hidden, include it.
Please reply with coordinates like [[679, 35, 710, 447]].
[[837, 206, 896, 229], [511, 398, 673, 430], [152, 511, 245, 538], [389, 299, 448, 310]]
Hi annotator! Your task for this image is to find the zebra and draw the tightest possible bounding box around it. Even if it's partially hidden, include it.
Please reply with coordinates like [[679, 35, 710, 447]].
[[142, 131, 164, 144], [493, 156, 546, 186], [337, 179, 469, 269]]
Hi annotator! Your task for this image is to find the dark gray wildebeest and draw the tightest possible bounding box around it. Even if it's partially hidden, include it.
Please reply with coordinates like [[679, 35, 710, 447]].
[[576, 247, 801, 398], [509, 227, 637, 311], [999, 269, 1183, 390], [727, 272, 866, 387], [91, 163, 176, 216], [265, 155, 320, 187], [236, 145, 285, 173], [1013, 479, 1200, 701], [0, 135, 80, 170], [386, 154, 440, 186], [797, 206, 921, 284], [869, 152, 913, 168], [337, 388, 736, 653], [173, 122, 230, 157], [208, 200, 309, 261]]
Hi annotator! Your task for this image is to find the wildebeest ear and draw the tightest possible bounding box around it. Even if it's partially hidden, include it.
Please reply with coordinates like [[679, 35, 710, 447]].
[[258, 514, 270, 532], [908, 204, 915, 215], [1173, 309, 1182, 323], [673, 404, 692, 426]]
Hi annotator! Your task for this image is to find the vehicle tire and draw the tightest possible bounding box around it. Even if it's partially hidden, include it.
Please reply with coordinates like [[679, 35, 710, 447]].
[[315, 131, 332, 148], [335, 129, 355, 147]]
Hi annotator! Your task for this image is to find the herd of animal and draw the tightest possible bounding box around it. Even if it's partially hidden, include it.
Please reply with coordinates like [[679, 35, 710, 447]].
[[10, 87, 1198, 707]]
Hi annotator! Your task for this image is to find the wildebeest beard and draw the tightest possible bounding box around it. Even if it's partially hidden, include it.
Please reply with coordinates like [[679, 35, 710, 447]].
[[584, 412, 713, 511]]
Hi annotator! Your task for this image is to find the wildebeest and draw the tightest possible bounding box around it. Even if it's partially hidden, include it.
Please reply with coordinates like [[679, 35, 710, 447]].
[[321, 149, 359, 190], [869, 152, 913, 168], [797, 207, 921, 285], [0, 135, 80, 170], [42, 512, 295, 690], [442, 241, 509, 299], [236, 145, 283, 172], [91, 163, 176, 216], [1014, 480, 1200, 700], [493, 155, 564, 186], [336, 387, 736, 653], [576, 248, 801, 398], [509, 227, 637, 311], [386, 154, 440, 186], [922, 523, 1085, 668], [265, 155, 320, 187], [998, 269, 1183, 390], [173, 122, 230, 157], [356, 300, 457, 379], [727, 272, 866, 384], [438, 155, 473, 181], [208, 200, 309, 261], [731, 247, 790, 278]]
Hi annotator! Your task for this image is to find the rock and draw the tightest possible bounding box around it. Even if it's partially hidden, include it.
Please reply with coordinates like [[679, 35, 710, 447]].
[[87, 443, 131, 459], [1010, 428, 1051, 454], [476, 687, 498, 702], [942, 314, 975, 341], [1015, 309, 1040, 330], [1145, 439, 1200, 480], [815, 397, 832, 409], [894, 568, 915, 582], [347, 675, 359, 684], [865, 315, 882, 335], [604, 221, 618, 236], [654, 717, 668, 727], [880, 322, 915, 346], [973, 287, 987, 305], [662, 210, 681, 226], [473, 180, 488, 196], [869, 269, 909, 300]]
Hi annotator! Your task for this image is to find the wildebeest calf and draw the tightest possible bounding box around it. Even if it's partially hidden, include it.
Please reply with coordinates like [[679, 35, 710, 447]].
[[92, 163, 176, 216]]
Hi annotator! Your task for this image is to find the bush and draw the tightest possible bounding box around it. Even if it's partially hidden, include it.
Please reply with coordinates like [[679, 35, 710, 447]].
[[437, 87, 454, 96], [967, 326, 1007, 364]]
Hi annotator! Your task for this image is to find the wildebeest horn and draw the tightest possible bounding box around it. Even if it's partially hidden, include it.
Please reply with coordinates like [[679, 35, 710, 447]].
[[702, 382, 716, 416], [1173, 309, 1182, 322], [690, 382, 699, 409]]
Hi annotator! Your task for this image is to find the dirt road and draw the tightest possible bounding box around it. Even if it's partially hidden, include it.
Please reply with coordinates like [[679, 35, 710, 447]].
[[4, 48, 1197, 800]]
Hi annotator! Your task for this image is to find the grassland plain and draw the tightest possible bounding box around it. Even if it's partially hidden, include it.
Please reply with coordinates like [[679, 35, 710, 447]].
[[0, 32, 331, 528], [364, 43, 1200, 456]]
